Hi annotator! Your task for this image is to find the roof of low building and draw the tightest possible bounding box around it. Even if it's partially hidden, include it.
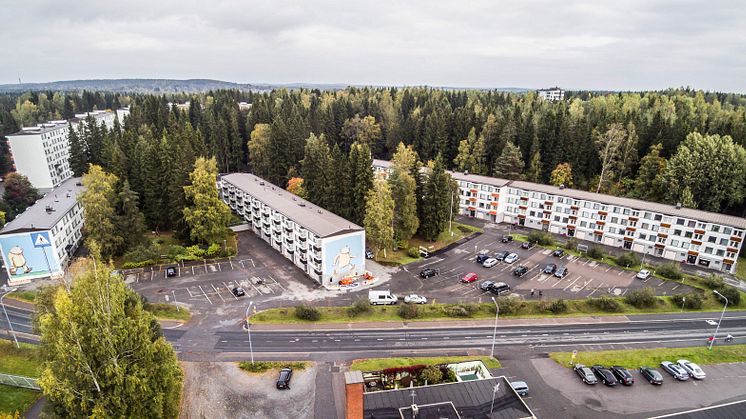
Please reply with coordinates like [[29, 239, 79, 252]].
[[220, 173, 363, 238], [363, 376, 535, 419], [1, 177, 84, 234]]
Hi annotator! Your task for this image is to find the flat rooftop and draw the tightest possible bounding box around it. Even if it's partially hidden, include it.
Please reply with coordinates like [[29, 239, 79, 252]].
[[9, 110, 114, 136], [1, 177, 84, 234], [220, 173, 363, 238], [363, 376, 535, 419], [372, 159, 746, 229]]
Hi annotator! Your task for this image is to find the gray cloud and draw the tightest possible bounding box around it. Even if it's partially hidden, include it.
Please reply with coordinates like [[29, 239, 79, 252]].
[[2, 0, 745, 91]]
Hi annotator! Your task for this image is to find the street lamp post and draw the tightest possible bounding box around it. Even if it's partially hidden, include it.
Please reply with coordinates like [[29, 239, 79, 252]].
[[490, 296, 499, 359], [1, 287, 20, 348], [680, 297, 686, 313], [246, 301, 255, 365], [710, 290, 729, 350], [449, 191, 455, 237]]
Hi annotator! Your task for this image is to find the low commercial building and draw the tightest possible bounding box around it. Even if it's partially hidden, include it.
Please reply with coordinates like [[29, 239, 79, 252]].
[[219, 173, 366, 287], [373, 159, 746, 274], [537, 86, 565, 101], [0, 177, 84, 285]]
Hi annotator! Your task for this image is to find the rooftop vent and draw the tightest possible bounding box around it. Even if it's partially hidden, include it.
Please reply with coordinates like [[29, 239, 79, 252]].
[[259, 181, 265, 186], [675, 202, 682, 209], [318, 210, 322, 214], [76, 182, 83, 186], [66, 193, 71, 198], [45, 205, 55, 213], [299, 203, 306, 207], [54, 194, 59, 202], [464, 170, 469, 175], [559, 184, 565, 190], [292, 197, 297, 201]]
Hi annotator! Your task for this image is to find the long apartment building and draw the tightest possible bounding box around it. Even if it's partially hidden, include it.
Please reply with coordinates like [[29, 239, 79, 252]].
[[219, 173, 366, 287], [373, 159, 745, 274], [0, 177, 85, 285], [6, 109, 128, 190]]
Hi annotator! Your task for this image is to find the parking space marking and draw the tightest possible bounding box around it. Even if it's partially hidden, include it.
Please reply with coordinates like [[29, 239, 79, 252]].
[[657, 280, 666, 287], [562, 276, 582, 291], [586, 282, 606, 298], [617, 269, 625, 276], [210, 283, 226, 303], [197, 285, 213, 304], [605, 266, 613, 272], [268, 276, 287, 293], [575, 278, 594, 293], [224, 282, 239, 300]]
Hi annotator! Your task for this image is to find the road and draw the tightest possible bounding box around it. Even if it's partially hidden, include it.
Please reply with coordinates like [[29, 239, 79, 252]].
[[4, 304, 745, 355]]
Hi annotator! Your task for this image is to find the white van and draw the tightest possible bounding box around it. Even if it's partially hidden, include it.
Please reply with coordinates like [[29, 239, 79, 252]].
[[368, 290, 398, 305]]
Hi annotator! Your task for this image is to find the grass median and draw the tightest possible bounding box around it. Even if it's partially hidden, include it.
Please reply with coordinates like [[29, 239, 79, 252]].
[[238, 361, 309, 374], [351, 356, 501, 371], [143, 302, 191, 322], [0, 340, 41, 415], [375, 222, 481, 265], [549, 344, 746, 369]]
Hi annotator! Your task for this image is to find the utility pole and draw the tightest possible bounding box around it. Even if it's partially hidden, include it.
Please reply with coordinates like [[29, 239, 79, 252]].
[[490, 297, 499, 359], [710, 290, 728, 351], [246, 301, 255, 364], [1, 287, 20, 348], [449, 191, 455, 237]]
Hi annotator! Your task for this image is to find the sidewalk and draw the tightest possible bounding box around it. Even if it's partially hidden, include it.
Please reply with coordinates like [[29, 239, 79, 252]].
[[250, 315, 631, 331]]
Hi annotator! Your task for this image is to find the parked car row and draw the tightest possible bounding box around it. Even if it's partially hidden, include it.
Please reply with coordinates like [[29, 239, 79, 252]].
[[369, 290, 429, 305], [477, 279, 511, 295], [476, 250, 520, 266], [574, 360, 705, 387]]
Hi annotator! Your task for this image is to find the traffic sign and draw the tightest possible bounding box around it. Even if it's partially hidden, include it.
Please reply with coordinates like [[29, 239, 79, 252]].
[[30, 232, 52, 248]]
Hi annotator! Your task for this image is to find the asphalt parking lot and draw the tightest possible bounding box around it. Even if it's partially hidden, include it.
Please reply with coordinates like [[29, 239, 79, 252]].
[[390, 223, 692, 303]]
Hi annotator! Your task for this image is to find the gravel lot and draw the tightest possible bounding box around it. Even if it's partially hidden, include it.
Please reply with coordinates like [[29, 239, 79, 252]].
[[180, 362, 316, 419]]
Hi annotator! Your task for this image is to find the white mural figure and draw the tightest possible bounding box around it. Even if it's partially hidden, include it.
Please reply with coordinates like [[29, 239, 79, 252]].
[[7, 245, 32, 275], [332, 245, 357, 278]]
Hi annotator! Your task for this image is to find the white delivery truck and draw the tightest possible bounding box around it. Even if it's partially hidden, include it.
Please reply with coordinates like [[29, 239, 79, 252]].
[[368, 290, 398, 305]]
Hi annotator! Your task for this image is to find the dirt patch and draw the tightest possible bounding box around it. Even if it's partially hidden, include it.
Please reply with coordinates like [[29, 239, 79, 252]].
[[180, 361, 316, 419]]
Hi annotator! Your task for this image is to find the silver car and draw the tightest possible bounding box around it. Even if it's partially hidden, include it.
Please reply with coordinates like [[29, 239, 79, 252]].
[[677, 359, 706, 380], [503, 253, 519, 264], [482, 258, 499, 268], [661, 361, 689, 381]]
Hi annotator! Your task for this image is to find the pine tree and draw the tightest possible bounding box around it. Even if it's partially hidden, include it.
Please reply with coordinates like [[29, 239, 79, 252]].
[[364, 180, 395, 257], [525, 151, 542, 182], [419, 156, 454, 241], [390, 170, 419, 242], [630, 143, 666, 200], [348, 142, 374, 226], [301, 133, 333, 208], [68, 123, 89, 176], [117, 180, 147, 252], [492, 141, 524, 180]]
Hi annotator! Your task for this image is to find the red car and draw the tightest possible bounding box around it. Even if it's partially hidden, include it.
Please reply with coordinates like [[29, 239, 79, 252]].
[[461, 272, 478, 283]]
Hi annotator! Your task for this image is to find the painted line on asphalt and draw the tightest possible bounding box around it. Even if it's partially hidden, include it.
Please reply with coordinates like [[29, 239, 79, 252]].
[[224, 282, 239, 300], [198, 285, 213, 305]]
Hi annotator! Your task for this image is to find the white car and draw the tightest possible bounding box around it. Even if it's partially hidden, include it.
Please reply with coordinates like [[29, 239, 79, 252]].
[[482, 258, 499, 268], [636, 269, 651, 280], [504, 253, 519, 264], [404, 294, 427, 304], [677, 359, 706, 380]]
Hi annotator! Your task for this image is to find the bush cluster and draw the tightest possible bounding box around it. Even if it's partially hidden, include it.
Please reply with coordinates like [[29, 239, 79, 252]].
[[549, 299, 569, 314], [587, 246, 604, 259], [121, 242, 236, 269], [589, 296, 622, 312], [714, 286, 741, 306], [444, 304, 479, 318], [495, 297, 523, 315], [407, 247, 420, 258], [419, 365, 444, 384], [671, 293, 704, 310], [702, 274, 725, 290], [294, 305, 321, 321], [347, 299, 372, 318], [527, 231, 554, 246], [398, 304, 420, 319], [564, 238, 579, 251], [239, 361, 308, 373], [655, 263, 683, 280], [624, 287, 658, 308], [615, 252, 640, 268]]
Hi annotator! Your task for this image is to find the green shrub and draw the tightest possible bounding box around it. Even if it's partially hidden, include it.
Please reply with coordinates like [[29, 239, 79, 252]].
[[589, 296, 622, 312], [419, 365, 443, 384], [495, 297, 522, 315], [124, 244, 159, 263], [398, 304, 420, 319], [239, 361, 308, 373], [587, 246, 604, 259], [407, 247, 420, 258], [294, 305, 321, 321], [528, 231, 554, 246], [205, 243, 222, 258], [549, 299, 568, 314], [564, 238, 579, 251], [615, 252, 640, 268], [624, 287, 658, 308], [347, 298, 372, 318], [121, 260, 156, 269], [655, 263, 683, 280], [702, 274, 725, 290], [671, 293, 704, 310], [444, 304, 479, 318], [715, 286, 741, 306], [395, 239, 408, 250]]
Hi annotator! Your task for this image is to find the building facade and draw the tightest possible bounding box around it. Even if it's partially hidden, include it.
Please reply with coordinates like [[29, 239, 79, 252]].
[[0, 177, 85, 285], [537, 87, 565, 101], [6, 110, 124, 190], [373, 159, 745, 274], [219, 173, 366, 287]]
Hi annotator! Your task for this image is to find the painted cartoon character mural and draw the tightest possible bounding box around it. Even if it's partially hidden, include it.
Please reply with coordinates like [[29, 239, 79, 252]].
[[7, 245, 32, 275], [332, 245, 357, 278]]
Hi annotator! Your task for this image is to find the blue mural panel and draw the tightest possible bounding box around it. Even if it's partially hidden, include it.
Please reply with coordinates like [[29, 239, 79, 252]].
[[0, 232, 61, 282], [322, 233, 365, 285]]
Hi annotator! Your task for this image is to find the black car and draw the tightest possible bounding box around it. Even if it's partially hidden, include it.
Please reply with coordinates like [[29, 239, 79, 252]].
[[543, 264, 557, 274], [276, 367, 293, 390], [479, 280, 496, 291], [573, 364, 598, 385], [591, 365, 618, 386], [476, 254, 490, 264], [610, 366, 634, 386], [513, 265, 529, 277], [488, 282, 511, 295], [501, 235, 514, 243], [494, 250, 510, 261], [521, 242, 535, 250], [232, 287, 246, 297], [554, 266, 569, 278], [639, 366, 663, 385], [166, 266, 177, 277], [420, 268, 438, 279], [552, 249, 565, 257]]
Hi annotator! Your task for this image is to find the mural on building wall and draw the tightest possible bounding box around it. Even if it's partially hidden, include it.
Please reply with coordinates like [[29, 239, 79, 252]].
[[322, 234, 364, 285], [0, 231, 60, 284]]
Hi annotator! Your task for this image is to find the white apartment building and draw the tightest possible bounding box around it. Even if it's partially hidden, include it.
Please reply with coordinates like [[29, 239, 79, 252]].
[[219, 173, 366, 287], [116, 107, 131, 122], [373, 159, 745, 274], [6, 110, 122, 190], [0, 177, 85, 285], [537, 87, 565, 101]]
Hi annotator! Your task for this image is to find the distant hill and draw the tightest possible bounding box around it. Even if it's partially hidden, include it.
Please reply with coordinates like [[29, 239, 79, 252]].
[[0, 78, 530, 93]]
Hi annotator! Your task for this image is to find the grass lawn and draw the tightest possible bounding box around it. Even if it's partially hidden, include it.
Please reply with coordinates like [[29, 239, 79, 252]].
[[253, 291, 746, 325], [737, 257, 746, 282], [238, 361, 309, 374], [374, 223, 482, 265], [0, 340, 40, 377], [350, 356, 501, 371], [549, 344, 746, 369], [0, 384, 40, 415], [143, 303, 191, 322], [5, 290, 37, 304]]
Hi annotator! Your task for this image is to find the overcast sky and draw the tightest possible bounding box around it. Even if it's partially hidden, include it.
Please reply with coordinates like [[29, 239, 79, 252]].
[[3, 0, 745, 92]]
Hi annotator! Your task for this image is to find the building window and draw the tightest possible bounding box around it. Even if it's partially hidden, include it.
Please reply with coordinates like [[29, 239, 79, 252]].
[[687, 220, 696, 228]]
